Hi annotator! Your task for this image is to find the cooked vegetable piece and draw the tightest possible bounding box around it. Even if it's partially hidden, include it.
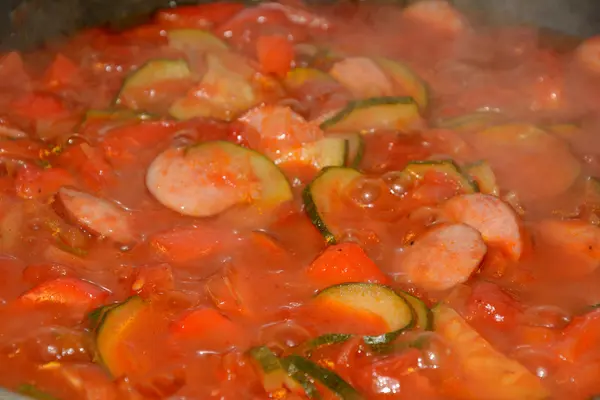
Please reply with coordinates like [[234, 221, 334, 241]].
[[19, 277, 108, 313], [329, 57, 393, 98], [274, 137, 347, 169], [396, 224, 487, 291], [319, 96, 422, 133], [169, 53, 258, 121], [300, 333, 354, 353], [402, 159, 479, 194], [284, 355, 364, 400], [117, 59, 192, 110], [464, 161, 499, 196], [306, 242, 388, 288], [326, 133, 364, 167], [256, 35, 295, 77], [146, 141, 292, 217], [314, 283, 414, 344], [167, 29, 229, 52], [442, 193, 522, 260], [472, 124, 580, 200], [56, 187, 135, 244], [302, 166, 362, 243], [282, 359, 322, 400], [433, 304, 549, 400], [397, 291, 433, 330], [249, 346, 302, 393], [374, 57, 429, 110], [93, 296, 148, 377]]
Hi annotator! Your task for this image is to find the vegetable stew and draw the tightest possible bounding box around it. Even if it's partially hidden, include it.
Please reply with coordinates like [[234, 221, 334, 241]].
[[1, 1, 600, 399]]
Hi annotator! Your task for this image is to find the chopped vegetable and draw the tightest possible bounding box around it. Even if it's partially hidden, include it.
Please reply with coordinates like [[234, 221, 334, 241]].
[[306, 242, 388, 288], [375, 57, 429, 110], [319, 96, 422, 133], [249, 346, 302, 394], [314, 283, 414, 345], [284, 355, 364, 400], [256, 35, 295, 77], [93, 296, 150, 377], [303, 166, 362, 243], [117, 59, 193, 112], [464, 161, 499, 196], [274, 137, 347, 169], [433, 304, 549, 400], [169, 53, 258, 121], [401, 159, 479, 194]]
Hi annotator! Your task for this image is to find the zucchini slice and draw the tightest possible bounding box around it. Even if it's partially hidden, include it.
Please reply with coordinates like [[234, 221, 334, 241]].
[[433, 304, 549, 400], [284, 355, 363, 400], [319, 96, 422, 134], [93, 296, 148, 377], [117, 59, 192, 110], [315, 283, 414, 345], [397, 291, 432, 331], [146, 141, 293, 217], [302, 166, 362, 244], [464, 161, 499, 196], [374, 57, 429, 111], [167, 29, 228, 53], [274, 137, 347, 169], [248, 346, 302, 394], [326, 133, 364, 168], [402, 160, 479, 194]]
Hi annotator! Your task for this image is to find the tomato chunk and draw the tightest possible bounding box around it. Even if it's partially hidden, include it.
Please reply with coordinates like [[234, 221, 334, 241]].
[[307, 243, 389, 289]]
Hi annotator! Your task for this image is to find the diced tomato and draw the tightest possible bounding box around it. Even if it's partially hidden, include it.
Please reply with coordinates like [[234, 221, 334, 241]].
[[464, 281, 522, 330], [56, 143, 116, 191], [131, 264, 175, 297], [0, 52, 30, 88], [556, 308, 600, 363], [10, 92, 70, 120], [101, 121, 178, 163], [155, 2, 246, 29], [256, 35, 294, 77], [170, 307, 247, 351], [43, 54, 82, 88], [149, 225, 230, 263], [21, 263, 75, 286], [306, 243, 389, 289], [0, 138, 44, 161], [15, 165, 76, 199], [18, 277, 109, 313]]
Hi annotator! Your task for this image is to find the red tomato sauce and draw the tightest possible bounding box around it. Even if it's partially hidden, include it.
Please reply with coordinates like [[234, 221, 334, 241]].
[[1, 1, 600, 399]]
